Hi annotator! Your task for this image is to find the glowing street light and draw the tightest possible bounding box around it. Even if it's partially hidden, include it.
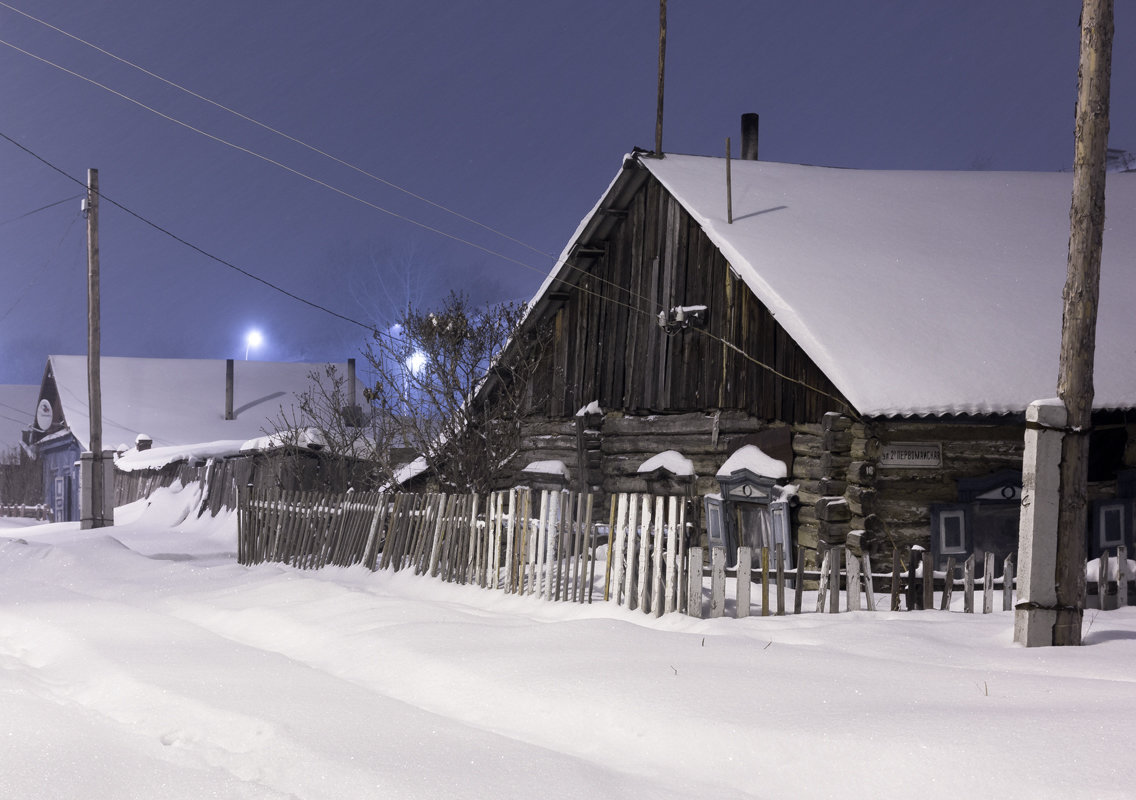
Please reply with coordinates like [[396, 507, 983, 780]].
[[405, 350, 427, 374], [245, 329, 263, 360]]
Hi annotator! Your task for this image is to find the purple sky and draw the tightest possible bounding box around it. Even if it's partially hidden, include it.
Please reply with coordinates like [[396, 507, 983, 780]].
[[0, 1, 1132, 385]]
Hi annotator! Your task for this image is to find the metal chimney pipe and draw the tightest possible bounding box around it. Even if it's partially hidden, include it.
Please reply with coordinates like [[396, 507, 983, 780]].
[[225, 359, 234, 420], [347, 358, 356, 407], [741, 113, 759, 161]]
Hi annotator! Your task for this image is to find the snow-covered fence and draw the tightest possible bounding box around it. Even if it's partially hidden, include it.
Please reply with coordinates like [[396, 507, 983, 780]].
[[0, 503, 53, 521], [238, 488, 389, 568], [1088, 547, 1134, 609], [238, 487, 602, 604], [604, 492, 690, 616], [679, 543, 1022, 618]]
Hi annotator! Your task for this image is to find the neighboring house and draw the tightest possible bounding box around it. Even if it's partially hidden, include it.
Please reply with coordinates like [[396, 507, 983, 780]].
[[24, 356, 346, 521], [501, 146, 1136, 570]]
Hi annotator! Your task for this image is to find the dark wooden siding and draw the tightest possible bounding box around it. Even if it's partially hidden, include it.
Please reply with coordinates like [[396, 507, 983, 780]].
[[536, 174, 848, 424]]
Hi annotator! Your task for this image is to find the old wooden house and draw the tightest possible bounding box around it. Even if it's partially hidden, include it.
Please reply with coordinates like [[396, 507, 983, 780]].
[[503, 144, 1136, 570], [24, 356, 343, 520]]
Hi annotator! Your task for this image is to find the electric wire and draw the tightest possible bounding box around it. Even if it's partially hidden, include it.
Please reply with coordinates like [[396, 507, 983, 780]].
[[0, 0, 553, 262], [0, 30, 666, 320], [0, 129, 850, 414], [0, 36, 851, 412], [0, 193, 83, 227]]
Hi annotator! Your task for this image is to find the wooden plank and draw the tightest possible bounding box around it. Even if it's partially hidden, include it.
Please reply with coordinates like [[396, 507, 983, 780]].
[[602, 496, 616, 602], [775, 543, 786, 616], [794, 545, 805, 615], [922, 550, 934, 611], [983, 551, 995, 614], [609, 493, 626, 604], [891, 549, 902, 611], [651, 495, 665, 617], [846, 549, 861, 611], [906, 549, 920, 611], [675, 499, 688, 613], [963, 554, 976, 613], [427, 494, 449, 578], [941, 556, 957, 611], [816, 550, 831, 613], [1113, 547, 1122, 609], [636, 493, 654, 613], [735, 546, 752, 618], [581, 494, 595, 603], [543, 490, 556, 595], [861, 554, 876, 612], [710, 546, 726, 618], [1100, 551, 1114, 611], [664, 496, 678, 613], [829, 546, 842, 614], [760, 546, 770, 617], [686, 547, 703, 617], [1003, 554, 1015, 612]]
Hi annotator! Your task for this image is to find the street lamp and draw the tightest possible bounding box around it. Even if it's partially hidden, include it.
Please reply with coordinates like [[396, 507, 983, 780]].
[[245, 329, 263, 360]]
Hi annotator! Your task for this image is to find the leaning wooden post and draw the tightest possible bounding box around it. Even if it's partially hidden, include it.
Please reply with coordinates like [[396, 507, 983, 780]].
[[983, 551, 996, 614], [775, 544, 786, 616], [846, 548, 861, 612], [686, 546, 703, 617], [793, 545, 805, 615], [941, 556, 957, 611], [890, 549, 902, 611], [709, 546, 726, 618], [1117, 545, 1129, 608], [1003, 554, 1016, 612], [816, 549, 831, 613], [922, 550, 934, 611], [964, 554, 976, 614], [735, 546, 752, 619]]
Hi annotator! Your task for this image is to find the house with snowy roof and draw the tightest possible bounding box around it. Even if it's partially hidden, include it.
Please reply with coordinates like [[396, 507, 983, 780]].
[[24, 356, 345, 521], [501, 132, 1136, 571]]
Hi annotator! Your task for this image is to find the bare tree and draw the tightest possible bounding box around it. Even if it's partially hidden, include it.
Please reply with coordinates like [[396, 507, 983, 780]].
[[0, 446, 41, 506], [266, 365, 396, 492], [363, 292, 551, 494]]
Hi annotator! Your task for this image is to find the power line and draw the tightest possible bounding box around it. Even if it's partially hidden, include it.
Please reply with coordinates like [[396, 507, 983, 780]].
[[0, 129, 384, 337], [0, 34, 850, 412], [0, 193, 83, 227], [0, 0, 553, 263], [0, 29, 667, 320]]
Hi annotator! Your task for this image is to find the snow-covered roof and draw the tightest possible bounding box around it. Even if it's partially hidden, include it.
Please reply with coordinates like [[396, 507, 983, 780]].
[[538, 154, 1136, 417], [0, 384, 38, 450], [40, 356, 331, 453], [638, 450, 694, 477], [716, 445, 788, 480]]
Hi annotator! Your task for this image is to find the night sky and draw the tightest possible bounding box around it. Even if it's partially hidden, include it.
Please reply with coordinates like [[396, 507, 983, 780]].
[[1, 1, 1132, 385]]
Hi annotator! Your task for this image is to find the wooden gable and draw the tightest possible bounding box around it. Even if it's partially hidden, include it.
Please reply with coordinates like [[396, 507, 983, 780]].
[[532, 168, 849, 424]]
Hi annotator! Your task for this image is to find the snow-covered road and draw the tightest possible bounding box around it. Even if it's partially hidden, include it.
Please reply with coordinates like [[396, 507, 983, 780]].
[[2, 487, 1135, 799]]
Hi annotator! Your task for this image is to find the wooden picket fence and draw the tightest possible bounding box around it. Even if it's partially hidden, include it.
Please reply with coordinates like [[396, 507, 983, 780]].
[[238, 487, 599, 602], [238, 488, 1136, 619]]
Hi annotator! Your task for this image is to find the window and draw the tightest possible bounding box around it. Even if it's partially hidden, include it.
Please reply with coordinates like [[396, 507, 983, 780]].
[[939, 509, 967, 554], [1099, 503, 1126, 548]]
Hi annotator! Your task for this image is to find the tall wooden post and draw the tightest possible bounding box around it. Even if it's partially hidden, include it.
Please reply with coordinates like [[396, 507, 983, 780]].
[[655, 0, 666, 155], [1053, 0, 1113, 645], [85, 167, 108, 529]]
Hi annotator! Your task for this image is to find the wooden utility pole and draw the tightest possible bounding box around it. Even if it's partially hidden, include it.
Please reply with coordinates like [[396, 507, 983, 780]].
[[655, 0, 667, 155], [86, 167, 108, 529], [1054, 0, 1113, 645]]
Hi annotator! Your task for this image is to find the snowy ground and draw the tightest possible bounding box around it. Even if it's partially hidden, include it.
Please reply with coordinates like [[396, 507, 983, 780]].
[[3, 485, 1135, 800]]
